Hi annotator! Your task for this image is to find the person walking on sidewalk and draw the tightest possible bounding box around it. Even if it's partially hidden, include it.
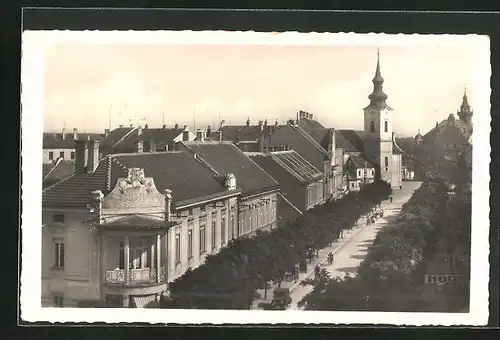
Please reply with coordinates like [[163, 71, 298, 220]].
[[314, 264, 320, 278], [327, 252, 334, 265]]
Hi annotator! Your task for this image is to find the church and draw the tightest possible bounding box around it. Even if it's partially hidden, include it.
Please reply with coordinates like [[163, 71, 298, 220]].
[[334, 50, 404, 189]]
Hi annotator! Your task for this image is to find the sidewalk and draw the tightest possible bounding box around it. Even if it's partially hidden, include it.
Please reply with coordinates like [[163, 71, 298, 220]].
[[287, 182, 422, 310]]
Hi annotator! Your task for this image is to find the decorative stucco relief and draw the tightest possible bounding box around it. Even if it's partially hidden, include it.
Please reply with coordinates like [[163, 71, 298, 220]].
[[102, 167, 165, 209]]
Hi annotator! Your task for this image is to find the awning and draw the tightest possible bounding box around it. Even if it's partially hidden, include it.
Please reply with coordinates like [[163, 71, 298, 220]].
[[132, 294, 159, 308]]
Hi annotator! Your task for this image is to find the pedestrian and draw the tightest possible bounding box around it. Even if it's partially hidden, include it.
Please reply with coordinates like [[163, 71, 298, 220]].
[[314, 264, 320, 277]]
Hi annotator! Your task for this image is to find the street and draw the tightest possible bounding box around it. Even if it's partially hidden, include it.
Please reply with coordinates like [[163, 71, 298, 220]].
[[288, 181, 423, 310]]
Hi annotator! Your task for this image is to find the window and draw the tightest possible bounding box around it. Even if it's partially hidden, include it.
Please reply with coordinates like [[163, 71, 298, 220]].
[[52, 214, 65, 223], [53, 295, 64, 307], [188, 208, 193, 216], [211, 214, 217, 250], [200, 205, 206, 213], [129, 238, 150, 269], [59, 151, 65, 159], [175, 234, 181, 264], [48, 151, 54, 160], [384, 157, 389, 167], [372, 169, 375, 176], [54, 241, 65, 268], [221, 212, 226, 246], [119, 242, 125, 269], [188, 230, 193, 259], [384, 121, 388, 132], [199, 226, 206, 252], [230, 213, 235, 240], [70, 151, 75, 160], [370, 121, 375, 132]]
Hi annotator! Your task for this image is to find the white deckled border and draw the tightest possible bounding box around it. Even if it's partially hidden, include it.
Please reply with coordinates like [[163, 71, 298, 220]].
[[20, 30, 491, 326]]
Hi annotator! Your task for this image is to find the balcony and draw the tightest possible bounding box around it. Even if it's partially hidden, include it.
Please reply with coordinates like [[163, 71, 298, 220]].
[[105, 266, 167, 286]]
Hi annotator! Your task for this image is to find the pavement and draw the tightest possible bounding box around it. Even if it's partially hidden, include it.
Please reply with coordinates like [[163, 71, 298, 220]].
[[287, 181, 423, 310]]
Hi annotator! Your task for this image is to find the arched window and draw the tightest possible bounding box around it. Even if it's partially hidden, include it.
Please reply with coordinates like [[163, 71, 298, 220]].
[[384, 121, 388, 132], [370, 121, 375, 132]]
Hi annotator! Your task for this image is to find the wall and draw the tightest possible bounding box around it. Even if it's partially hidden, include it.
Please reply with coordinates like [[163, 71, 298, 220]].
[[238, 192, 278, 236], [166, 196, 238, 283], [41, 209, 100, 307], [391, 153, 403, 188], [43, 148, 76, 164], [305, 180, 324, 210]]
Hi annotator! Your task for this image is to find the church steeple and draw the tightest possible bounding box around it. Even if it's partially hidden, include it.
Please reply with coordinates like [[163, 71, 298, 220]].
[[367, 49, 389, 109], [458, 85, 472, 127], [460, 85, 471, 112]]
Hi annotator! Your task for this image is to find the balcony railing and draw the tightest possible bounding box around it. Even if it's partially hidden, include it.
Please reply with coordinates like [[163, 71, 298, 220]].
[[105, 266, 167, 285]]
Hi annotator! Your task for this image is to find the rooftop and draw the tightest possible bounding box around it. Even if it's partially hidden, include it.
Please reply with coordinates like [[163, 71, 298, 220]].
[[42, 151, 230, 209], [181, 141, 279, 195]]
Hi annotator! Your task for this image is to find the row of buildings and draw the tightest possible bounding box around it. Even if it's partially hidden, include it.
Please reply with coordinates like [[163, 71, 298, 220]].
[[41, 53, 423, 308]]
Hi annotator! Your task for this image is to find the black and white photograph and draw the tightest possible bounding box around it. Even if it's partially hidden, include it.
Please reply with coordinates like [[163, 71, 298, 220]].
[[20, 30, 490, 325]]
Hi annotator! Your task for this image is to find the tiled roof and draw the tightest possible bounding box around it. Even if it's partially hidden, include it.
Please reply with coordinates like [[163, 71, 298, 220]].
[[219, 125, 276, 142], [42, 160, 75, 187], [42, 159, 109, 209], [43, 132, 105, 149], [42, 151, 229, 209], [334, 130, 358, 152], [348, 155, 376, 168], [277, 193, 302, 227], [271, 151, 323, 183], [181, 141, 279, 196], [110, 128, 185, 150], [248, 151, 322, 211], [338, 129, 380, 165], [264, 124, 328, 173], [297, 118, 325, 133], [112, 152, 227, 203], [99, 127, 135, 148]]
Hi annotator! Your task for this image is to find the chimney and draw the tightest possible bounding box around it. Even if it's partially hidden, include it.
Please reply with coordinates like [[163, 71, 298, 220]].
[[75, 140, 87, 173], [182, 130, 190, 142], [183, 125, 187, 130], [87, 135, 91, 141], [130, 124, 134, 128], [87, 140, 100, 174], [136, 140, 144, 153], [119, 124, 124, 128], [275, 119, 279, 127], [144, 124, 149, 129], [196, 129, 205, 142], [104, 129, 110, 138], [174, 123, 179, 129], [206, 125, 212, 137], [62, 128, 66, 140], [162, 124, 167, 129], [90, 190, 104, 225], [137, 125, 142, 137], [164, 189, 173, 222], [264, 119, 268, 127], [220, 120, 225, 129], [73, 128, 78, 140], [149, 140, 156, 152], [258, 120, 263, 130], [224, 173, 237, 191], [246, 118, 250, 127]]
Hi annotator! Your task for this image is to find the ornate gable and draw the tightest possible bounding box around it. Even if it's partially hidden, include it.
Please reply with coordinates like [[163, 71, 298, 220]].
[[102, 167, 165, 210]]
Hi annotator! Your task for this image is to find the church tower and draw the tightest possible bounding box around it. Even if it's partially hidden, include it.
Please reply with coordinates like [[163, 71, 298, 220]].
[[457, 86, 473, 131], [363, 50, 394, 183]]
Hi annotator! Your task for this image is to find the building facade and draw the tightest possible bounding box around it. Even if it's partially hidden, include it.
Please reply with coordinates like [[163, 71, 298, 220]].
[[41, 145, 242, 308], [178, 141, 281, 236], [247, 150, 325, 212]]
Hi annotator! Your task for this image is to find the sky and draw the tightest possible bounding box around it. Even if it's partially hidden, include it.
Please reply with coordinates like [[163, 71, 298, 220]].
[[42, 37, 479, 137]]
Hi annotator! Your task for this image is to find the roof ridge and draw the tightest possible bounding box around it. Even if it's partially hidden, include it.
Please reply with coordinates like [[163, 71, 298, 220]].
[[291, 124, 328, 155], [42, 158, 62, 181], [112, 127, 137, 148], [270, 153, 307, 182], [42, 172, 78, 193], [278, 193, 303, 215]]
